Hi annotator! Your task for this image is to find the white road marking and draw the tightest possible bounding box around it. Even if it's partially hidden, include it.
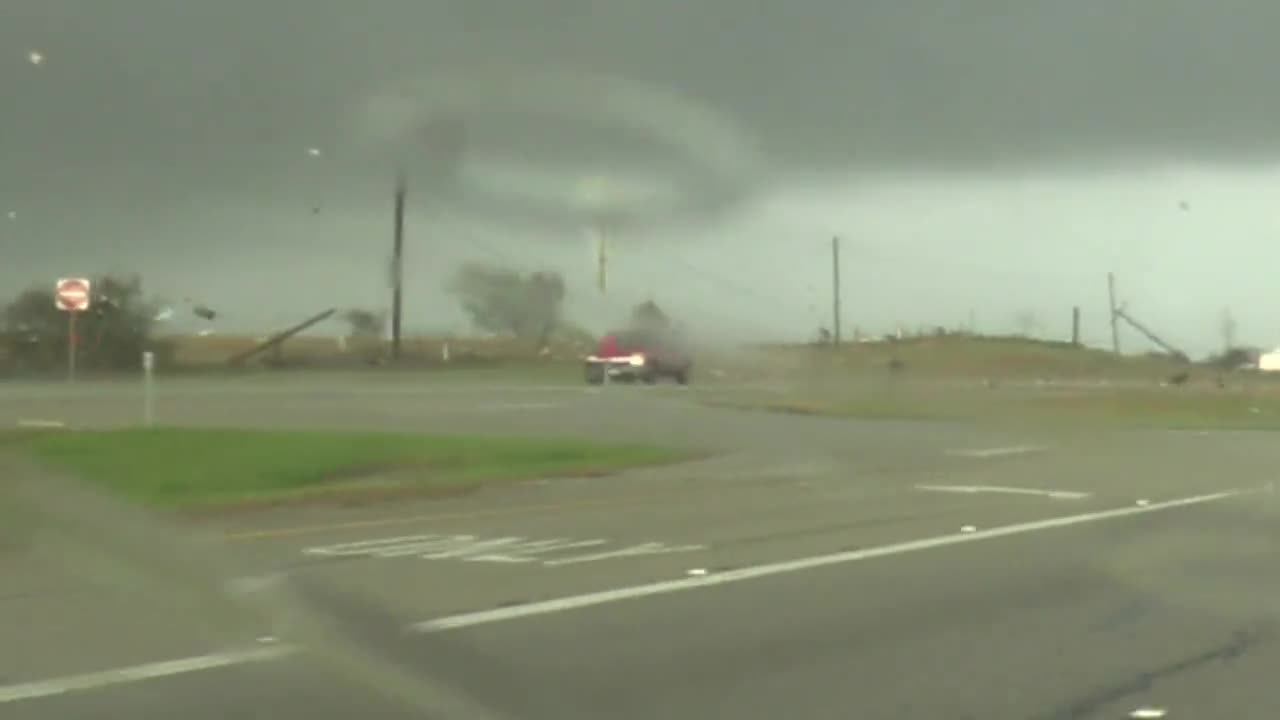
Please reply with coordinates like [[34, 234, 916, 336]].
[[946, 445, 1047, 459], [15, 419, 66, 429], [915, 484, 1091, 500], [470, 538, 609, 563], [0, 645, 294, 704], [303, 534, 650, 566], [303, 534, 441, 558], [411, 490, 1243, 632], [542, 542, 708, 567], [420, 536, 526, 559]]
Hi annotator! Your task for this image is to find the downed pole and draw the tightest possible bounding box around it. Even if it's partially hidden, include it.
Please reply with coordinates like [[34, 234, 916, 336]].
[[227, 309, 337, 367]]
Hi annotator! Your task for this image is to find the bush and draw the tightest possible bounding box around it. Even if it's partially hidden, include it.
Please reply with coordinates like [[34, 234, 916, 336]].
[[1204, 346, 1259, 370]]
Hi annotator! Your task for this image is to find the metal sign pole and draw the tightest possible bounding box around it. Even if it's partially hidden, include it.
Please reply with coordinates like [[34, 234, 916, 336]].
[[67, 311, 77, 382], [56, 278, 91, 382]]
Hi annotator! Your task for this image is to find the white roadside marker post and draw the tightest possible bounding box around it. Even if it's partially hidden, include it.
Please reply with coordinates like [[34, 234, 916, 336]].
[[142, 351, 155, 427]]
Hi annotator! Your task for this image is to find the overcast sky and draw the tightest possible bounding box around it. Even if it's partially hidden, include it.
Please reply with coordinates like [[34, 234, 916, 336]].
[[4, 0, 1280, 353]]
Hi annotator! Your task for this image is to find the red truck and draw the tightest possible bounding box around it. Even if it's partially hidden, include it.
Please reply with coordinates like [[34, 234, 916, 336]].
[[584, 328, 692, 385]]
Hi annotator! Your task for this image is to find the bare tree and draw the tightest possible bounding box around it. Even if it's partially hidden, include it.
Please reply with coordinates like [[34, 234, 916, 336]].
[[447, 263, 567, 348]]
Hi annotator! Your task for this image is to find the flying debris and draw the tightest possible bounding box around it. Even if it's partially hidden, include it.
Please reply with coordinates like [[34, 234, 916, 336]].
[[305, 148, 325, 213], [193, 305, 217, 321], [5, 211, 15, 220], [154, 307, 174, 322], [27, 51, 44, 66], [93, 295, 121, 315]]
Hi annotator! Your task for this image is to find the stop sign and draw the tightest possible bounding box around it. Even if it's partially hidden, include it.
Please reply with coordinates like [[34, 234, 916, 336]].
[[55, 278, 91, 312]]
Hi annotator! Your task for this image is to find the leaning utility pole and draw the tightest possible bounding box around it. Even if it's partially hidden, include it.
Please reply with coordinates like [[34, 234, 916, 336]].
[[1107, 272, 1120, 354], [1114, 306, 1188, 361], [831, 236, 842, 346], [391, 172, 406, 360]]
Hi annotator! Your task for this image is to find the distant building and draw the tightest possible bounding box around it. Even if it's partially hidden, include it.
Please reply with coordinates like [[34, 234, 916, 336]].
[[1257, 348, 1280, 371]]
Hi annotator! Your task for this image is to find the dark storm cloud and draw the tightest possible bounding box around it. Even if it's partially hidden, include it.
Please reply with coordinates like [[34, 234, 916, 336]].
[[5, 0, 1280, 186], [8, 0, 1280, 352]]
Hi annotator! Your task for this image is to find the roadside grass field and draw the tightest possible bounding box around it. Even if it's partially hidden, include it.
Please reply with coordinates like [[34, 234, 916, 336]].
[[8, 428, 693, 508], [168, 334, 591, 368], [697, 335, 1280, 429], [703, 381, 1280, 430], [735, 335, 1192, 381], [155, 333, 591, 384]]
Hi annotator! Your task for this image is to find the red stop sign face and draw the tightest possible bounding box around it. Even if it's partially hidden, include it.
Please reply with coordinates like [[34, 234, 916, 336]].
[[55, 278, 91, 312]]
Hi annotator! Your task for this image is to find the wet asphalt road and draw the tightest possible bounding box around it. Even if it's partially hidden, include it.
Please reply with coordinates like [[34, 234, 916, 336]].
[[3, 374, 1278, 719]]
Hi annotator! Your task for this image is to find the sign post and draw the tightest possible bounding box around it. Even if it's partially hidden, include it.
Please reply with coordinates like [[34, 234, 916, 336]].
[[68, 311, 77, 381], [54, 278, 91, 382]]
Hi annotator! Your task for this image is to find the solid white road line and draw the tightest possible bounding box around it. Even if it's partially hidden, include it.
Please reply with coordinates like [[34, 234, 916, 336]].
[[946, 445, 1047, 459], [411, 490, 1242, 632], [0, 489, 1244, 705], [541, 542, 708, 567], [0, 645, 295, 704], [915, 484, 1092, 500]]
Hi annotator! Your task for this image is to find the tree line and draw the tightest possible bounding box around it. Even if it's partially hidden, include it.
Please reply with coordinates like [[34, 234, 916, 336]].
[[0, 263, 625, 372]]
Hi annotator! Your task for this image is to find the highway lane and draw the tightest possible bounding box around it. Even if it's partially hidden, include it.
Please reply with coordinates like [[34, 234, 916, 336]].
[[7, 440, 1278, 717], [212, 426, 1274, 646], [7, 491, 1278, 719], [0, 375, 1039, 458], [5, 437, 1050, 687], [420, 494, 1280, 720], [6, 374, 1280, 717]]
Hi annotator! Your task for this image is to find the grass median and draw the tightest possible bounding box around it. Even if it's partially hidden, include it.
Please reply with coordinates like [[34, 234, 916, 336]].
[[7, 428, 694, 509]]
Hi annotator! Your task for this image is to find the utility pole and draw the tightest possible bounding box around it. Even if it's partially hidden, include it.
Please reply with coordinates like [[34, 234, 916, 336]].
[[1115, 306, 1187, 361], [831, 236, 842, 346], [595, 226, 608, 295], [1220, 308, 1237, 353], [391, 172, 406, 361], [1071, 306, 1081, 346], [1107, 272, 1120, 354]]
